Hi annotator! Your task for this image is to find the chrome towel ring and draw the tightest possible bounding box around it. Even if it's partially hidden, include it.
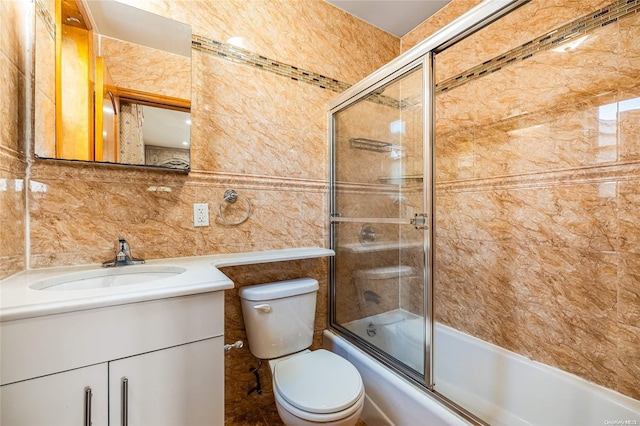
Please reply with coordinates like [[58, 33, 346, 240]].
[[219, 189, 252, 225]]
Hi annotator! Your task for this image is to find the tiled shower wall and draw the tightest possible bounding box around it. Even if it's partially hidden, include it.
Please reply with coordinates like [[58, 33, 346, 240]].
[[403, 0, 640, 399]]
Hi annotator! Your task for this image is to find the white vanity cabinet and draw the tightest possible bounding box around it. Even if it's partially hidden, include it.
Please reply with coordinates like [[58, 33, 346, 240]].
[[1, 292, 225, 426], [1, 363, 109, 426], [108, 337, 223, 426]]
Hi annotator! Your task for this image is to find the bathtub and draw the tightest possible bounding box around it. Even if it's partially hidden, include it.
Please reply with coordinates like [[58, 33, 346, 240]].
[[324, 310, 640, 426]]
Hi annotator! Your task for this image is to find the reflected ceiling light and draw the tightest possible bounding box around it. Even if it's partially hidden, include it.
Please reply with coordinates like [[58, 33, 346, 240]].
[[390, 120, 405, 134], [552, 35, 588, 52], [227, 36, 247, 48], [185, 119, 192, 125], [182, 141, 189, 146]]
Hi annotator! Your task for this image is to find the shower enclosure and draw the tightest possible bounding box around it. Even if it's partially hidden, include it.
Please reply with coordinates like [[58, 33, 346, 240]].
[[330, 60, 432, 384], [329, 0, 640, 423]]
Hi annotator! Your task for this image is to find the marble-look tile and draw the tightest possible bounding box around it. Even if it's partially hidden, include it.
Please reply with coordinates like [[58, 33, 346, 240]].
[[0, 0, 30, 74], [515, 301, 619, 389], [100, 37, 191, 100], [432, 0, 613, 82], [28, 169, 197, 268], [515, 26, 619, 114], [617, 323, 640, 399], [193, 52, 330, 134], [121, 0, 398, 86], [299, 192, 327, 243], [35, 11, 55, 102], [618, 91, 640, 163], [472, 115, 552, 178], [0, 51, 26, 154], [437, 238, 619, 381], [436, 182, 617, 252], [0, 156, 26, 280], [191, 51, 333, 178], [616, 13, 640, 92], [512, 244, 618, 315], [435, 129, 474, 182], [618, 252, 640, 328], [619, 180, 640, 254], [468, 100, 621, 178], [34, 88, 55, 158], [435, 234, 622, 389], [190, 111, 325, 179]]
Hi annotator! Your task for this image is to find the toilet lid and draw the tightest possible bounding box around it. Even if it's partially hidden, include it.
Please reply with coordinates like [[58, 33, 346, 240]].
[[274, 349, 363, 414]]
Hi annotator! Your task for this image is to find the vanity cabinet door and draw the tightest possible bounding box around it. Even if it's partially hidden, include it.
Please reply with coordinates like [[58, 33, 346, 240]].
[[1, 363, 108, 426], [108, 336, 224, 426]]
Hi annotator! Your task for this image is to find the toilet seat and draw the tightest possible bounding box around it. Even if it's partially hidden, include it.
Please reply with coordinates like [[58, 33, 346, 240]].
[[274, 349, 364, 419], [274, 386, 364, 424]]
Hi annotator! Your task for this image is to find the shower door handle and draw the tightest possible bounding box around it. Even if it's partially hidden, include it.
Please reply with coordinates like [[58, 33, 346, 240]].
[[410, 213, 429, 230], [330, 217, 413, 225]]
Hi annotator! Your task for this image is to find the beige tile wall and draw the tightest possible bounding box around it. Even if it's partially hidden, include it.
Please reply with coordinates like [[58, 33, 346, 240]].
[[0, 0, 29, 279], [99, 36, 191, 100], [403, 0, 640, 400]]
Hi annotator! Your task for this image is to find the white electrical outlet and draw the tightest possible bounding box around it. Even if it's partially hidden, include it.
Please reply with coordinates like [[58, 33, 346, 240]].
[[193, 203, 209, 227]]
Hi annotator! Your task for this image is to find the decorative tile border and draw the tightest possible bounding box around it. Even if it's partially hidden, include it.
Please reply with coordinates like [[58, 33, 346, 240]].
[[436, 0, 640, 94], [191, 36, 405, 108], [191, 35, 351, 93], [37, 0, 636, 109]]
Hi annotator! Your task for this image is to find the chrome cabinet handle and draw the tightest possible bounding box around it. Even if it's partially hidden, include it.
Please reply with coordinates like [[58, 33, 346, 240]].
[[84, 387, 92, 426], [121, 377, 129, 426]]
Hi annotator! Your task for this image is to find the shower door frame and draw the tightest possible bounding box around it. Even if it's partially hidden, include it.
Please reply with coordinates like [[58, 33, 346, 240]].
[[329, 56, 433, 387], [327, 0, 528, 412]]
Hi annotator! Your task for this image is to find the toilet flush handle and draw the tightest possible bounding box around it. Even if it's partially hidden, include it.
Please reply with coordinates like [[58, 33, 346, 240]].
[[253, 304, 272, 313]]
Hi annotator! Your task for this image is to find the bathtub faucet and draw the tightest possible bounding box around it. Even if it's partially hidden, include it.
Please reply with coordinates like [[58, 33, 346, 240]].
[[364, 290, 381, 305], [102, 238, 145, 267]]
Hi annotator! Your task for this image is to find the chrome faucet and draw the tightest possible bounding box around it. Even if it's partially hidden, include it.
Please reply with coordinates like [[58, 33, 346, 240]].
[[102, 238, 145, 267]]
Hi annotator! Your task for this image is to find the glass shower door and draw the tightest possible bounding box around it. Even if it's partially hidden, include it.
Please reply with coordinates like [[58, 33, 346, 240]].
[[329, 60, 432, 384]]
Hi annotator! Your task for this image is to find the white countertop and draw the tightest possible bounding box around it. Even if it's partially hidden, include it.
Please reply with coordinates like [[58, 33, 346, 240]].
[[0, 247, 334, 322]]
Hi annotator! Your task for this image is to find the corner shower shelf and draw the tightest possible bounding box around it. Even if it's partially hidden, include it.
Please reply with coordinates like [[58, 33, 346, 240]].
[[349, 138, 392, 152]]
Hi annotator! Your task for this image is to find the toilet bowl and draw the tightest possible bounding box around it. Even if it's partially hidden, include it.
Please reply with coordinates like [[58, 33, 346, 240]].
[[270, 350, 364, 426], [239, 278, 365, 426]]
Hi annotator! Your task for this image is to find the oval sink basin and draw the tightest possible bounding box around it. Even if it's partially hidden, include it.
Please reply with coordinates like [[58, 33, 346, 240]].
[[30, 266, 187, 291]]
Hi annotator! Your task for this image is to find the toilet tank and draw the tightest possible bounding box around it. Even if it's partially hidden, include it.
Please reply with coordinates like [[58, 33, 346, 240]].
[[238, 278, 319, 359]]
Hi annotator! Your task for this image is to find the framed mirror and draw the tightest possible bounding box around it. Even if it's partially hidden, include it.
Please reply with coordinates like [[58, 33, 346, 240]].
[[35, 0, 192, 171]]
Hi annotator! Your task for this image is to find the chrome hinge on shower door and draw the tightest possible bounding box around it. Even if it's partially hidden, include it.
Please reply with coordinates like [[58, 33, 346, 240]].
[[411, 213, 428, 230]]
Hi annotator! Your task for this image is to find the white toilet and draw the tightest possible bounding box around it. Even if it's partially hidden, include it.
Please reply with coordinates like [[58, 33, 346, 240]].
[[239, 278, 365, 426]]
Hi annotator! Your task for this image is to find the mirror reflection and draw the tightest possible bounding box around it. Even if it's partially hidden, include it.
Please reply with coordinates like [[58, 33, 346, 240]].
[[36, 0, 192, 170]]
